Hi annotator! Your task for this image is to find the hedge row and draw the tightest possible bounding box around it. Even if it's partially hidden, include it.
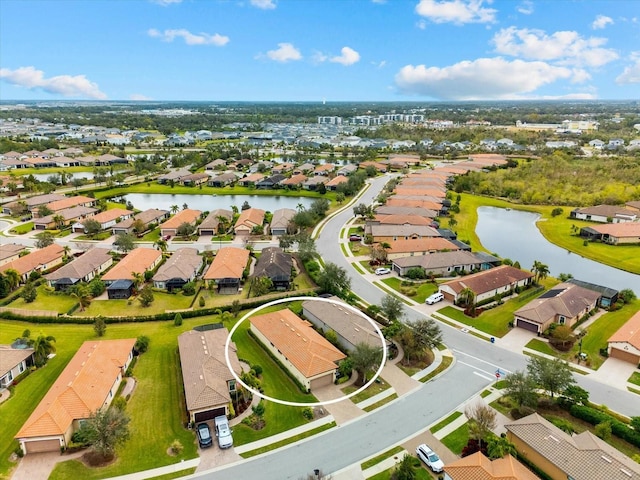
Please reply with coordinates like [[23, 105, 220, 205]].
[[569, 404, 640, 448]]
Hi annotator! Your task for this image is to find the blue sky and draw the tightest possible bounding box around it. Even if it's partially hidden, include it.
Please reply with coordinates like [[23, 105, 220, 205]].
[[1, 0, 639, 101]]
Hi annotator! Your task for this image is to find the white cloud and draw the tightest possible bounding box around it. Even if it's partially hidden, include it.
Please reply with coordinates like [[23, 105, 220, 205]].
[[150, 0, 182, 5], [330, 47, 361, 66], [130, 93, 153, 101], [312, 51, 328, 64], [0, 66, 107, 99], [517, 0, 533, 15], [616, 53, 640, 84], [416, 19, 427, 29], [415, 0, 497, 25], [148, 28, 229, 46], [266, 43, 302, 62], [250, 0, 276, 9], [592, 15, 613, 30], [492, 27, 618, 67], [394, 57, 572, 100], [570, 68, 591, 83], [539, 93, 597, 100], [372, 60, 387, 68]]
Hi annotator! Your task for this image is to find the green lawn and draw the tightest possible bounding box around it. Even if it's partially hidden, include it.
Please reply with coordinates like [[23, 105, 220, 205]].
[[8, 285, 78, 314], [75, 232, 112, 241], [9, 222, 33, 234], [525, 339, 556, 356], [76, 290, 195, 317], [429, 411, 463, 434], [139, 228, 160, 242], [440, 422, 469, 455], [367, 457, 433, 480], [12, 165, 129, 177], [0, 316, 213, 480], [342, 377, 391, 404], [361, 446, 404, 470], [239, 422, 336, 458], [226, 310, 319, 445], [629, 372, 640, 387], [380, 278, 438, 304]]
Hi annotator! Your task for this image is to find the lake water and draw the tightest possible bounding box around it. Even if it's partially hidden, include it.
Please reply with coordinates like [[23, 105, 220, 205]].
[[476, 206, 640, 293], [123, 193, 316, 213], [31, 172, 96, 182]]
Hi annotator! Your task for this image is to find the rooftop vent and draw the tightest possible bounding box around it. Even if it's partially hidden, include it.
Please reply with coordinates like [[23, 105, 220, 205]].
[[601, 456, 612, 463]]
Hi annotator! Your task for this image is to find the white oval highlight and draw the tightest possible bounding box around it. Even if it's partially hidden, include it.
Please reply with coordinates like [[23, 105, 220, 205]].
[[224, 295, 387, 407]]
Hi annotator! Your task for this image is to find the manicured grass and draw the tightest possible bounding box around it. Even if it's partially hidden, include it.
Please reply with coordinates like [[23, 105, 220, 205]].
[[367, 457, 432, 480], [480, 390, 491, 398], [75, 232, 112, 241], [76, 290, 195, 317], [352, 262, 367, 274], [1, 317, 209, 480], [349, 244, 370, 257], [359, 260, 375, 273], [13, 165, 129, 177], [429, 411, 463, 434], [106, 201, 128, 210], [629, 372, 640, 387], [363, 393, 398, 412], [9, 222, 33, 234], [380, 278, 438, 304], [342, 377, 391, 404], [361, 446, 404, 470], [420, 355, 453, 383], [340, 243, 349, 256], [374, 282, 413, 306], [440, 423, 469, 455], [140, 228, 160, 242], [494, 380, 507, 389], [225, 311, 319, 445], [239, 421, 336, 458], [146, 469, 197, 480], [8, 285, 78, 314], [525, 338, 556, 355]]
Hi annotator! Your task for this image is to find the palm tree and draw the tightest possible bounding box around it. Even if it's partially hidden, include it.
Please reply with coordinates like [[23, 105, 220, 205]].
[[63, 245, 71, 260], [30, 334, 56, 367], [182, 203, 189, 210], [231, 205, 239, 215], [154, 238, 168, 252], [70, 285, 91, 312], [4, 268, 20, 291], [531, 260, 549, 284], [459, 287, 476, 308], [487, 435, 517, 459], [296, 203, 305, 212], [53, 214, 65, 230], [170, 204, 179, 214], [132, 272, 145, 289], [217, 215, 230, 234]]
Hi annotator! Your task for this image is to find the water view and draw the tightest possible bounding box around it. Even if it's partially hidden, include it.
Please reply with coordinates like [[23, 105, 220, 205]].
[[475, 206, 640, 293], [123, 193, 316, 213]]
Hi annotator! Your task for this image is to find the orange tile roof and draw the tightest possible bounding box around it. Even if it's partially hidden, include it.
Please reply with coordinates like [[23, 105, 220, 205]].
[[386, 198, 442, 211], [325, 175, 348, 187], [90, 208, 133, 225], [101, 248, 162, 281], [444, 452, 537, 480], [160, 209, 201, 230], [46, 195, 94, 212], [388, 237, 458, 254], [250, 309, 346, 378], [234, 208, 265, 230], [282, 174, 307, 185], [442, 265, 534, 296], [0, 244, 64, 276], [608, 310, 640, 350], [394, 187, 447, 198], [16, 339, 135, 439], [203, 247, 250, 280], [373, 215, 433, 226]]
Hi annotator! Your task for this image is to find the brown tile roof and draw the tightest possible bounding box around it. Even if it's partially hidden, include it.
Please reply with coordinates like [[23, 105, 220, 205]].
[[270, 208, 296, 230], [240, 173, 265, 183], [35, 206, 97, 225], [46, 195, 94, 212], [574, 204, 638, 219], [0, 345, 34, 377], [505, 413, 640, 480], [589, 222, 640, 238], [101, 248, 162, 282], [250, 309, 346, 378], [203, 247, 250, 280], [0, 244, 64, 276], [234, 208, 265, 231], [177, 328, 242, 412], [373, 215, 433, 226], [16, 339, 136, 439], [514, 283, 601, 325], [45, 248, 112, 282], [468, 153, 508, 165], [160, 209, 201, 230], [6, 193, 65, 210], [444, 452, 537, 480], [392, 250, 489, 270], [252, 247, 292, 280], [90, 208, 133, 225], [152, 248, 202, 282], [442, 265, 534, 296], [368, 224, 440, 238], [0, 244, 25, 263], [281, 174, 307, 186], [117, 208, 168, 230], [198, 209, 233, 231], [375, 206, 439, 218], [394, 187, 447, 198], [387, 237, 459, 254], [386, 198, 443, 211], [325, 175, 348, 187], [608, 310, 640, 350]]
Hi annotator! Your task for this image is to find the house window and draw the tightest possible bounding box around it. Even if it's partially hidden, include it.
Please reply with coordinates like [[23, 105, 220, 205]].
[[19, 362, 24, 373], [229, 380, 236, 392], [559, 315, 566, 325], [7, 371, 13, 382]]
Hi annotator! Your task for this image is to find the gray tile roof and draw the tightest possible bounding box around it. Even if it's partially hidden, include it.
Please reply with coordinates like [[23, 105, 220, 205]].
[[152, 248, 202, 282], [514, 283, 601, 325], [45, 248, 112, 282], [252, 247, 292, 281]]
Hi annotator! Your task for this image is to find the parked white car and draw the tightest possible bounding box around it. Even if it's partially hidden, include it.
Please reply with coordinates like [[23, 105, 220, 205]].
[[375, 267, 391, 275], [214, 415, 233, 449], [416, 444, 444, 472], [425, 292, 444, 305]]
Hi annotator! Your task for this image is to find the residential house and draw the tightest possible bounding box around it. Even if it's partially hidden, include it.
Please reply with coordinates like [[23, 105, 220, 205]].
[[2, 193, 63, 215], [269, 208, 296, 236], [0, 344, 34, 388], [180, 173, 209, 186], [394, 187, 447, 198], [386, 197, 445, 214], [505, 413, 640, 480], [443, 452, 538, 480], [626, 201, 640, 212], [570, 205, 638, 223], [15, 339, 136, 454], [589, 139, 605, 149], [365, 224, 440, 243], [391, 250, 500, 277], [205, 159, 227, 170], [313, 164, 335, 176], [293, 163, 315, 175], [234, 208, 265, 235], [302, 298, 388, 353], [198, 209, 233, 236], [375, 205, 440, 218], [359, 161, 387, 173], [337, 164, 357, 176], [72, 208, 133, 233], [272, 162, 295, 174], [608, 310, 640, 365], [208, 172, 236, 187], [33, 206, 97, 230], [325, 175, 348, 191], [386, 237, 460, 260], [106, 279, 135, 300], [0, 244, 65, 283], [33, 195, 95, 217], [178, 328, 243, 423], [203, 247, 250, 294], [252, 247, 292, 290], [159, 209, 201, 237], [370, 215, 434, 227], [112, 208, 169, 235], [255, 174, 286, 189], [0, 244, 24, 267], [157, 169, 192, 184], [302, 176, 328, 191], [249, 309, 346, 391], [152, 248, 202, 291], [440, 265, 534, 304], [238, 173, 264, 187], [101, 247, 162, 287], [513, 282, 600, 333], [580, 222, 640, 245], [567, 278, 618, 308], [45, 248, 113, 291], [281, 174, 307, 189]]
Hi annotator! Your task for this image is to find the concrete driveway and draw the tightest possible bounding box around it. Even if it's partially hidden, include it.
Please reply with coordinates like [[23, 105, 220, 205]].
[[10, 450, 84, 480]]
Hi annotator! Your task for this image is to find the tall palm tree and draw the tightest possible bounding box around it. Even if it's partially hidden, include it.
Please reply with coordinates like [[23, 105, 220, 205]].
[[154, 238, 168, 252], [170, 204, 179, 214], [182, 203, 189, 210], [62, 245, 71, 260], [459, 287, 476, 309], [4, 269, 20, 291], [53, 214, 65, 230], [70, 285, 91, 312], [30, 334, 56, 367], [217, 215, 230, 234], [132, 272, 145, 289]]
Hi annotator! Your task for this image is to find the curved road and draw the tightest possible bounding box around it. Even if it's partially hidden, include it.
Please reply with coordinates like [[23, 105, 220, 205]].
[[193, 175, 640, 479]]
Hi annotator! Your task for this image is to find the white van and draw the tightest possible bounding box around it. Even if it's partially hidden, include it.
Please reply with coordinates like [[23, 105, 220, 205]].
[[214, 415, 233, 449], [425, 292, 444, 305]]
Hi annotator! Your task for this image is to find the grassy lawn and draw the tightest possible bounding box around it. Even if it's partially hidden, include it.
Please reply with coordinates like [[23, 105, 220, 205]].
[[367, 457, 433, 480], [525, 338, 556, 355], [9, 222, 33, 234], [440, 423, 469, 455], [429, 411, 463, 434], [106, 201, 128, 210], [349, 244, 370, 257], [8, 285, 78, 314], [381, 278, 438, 304], [0, 316, 212, 480], [76, 290, 195, 317], [139, 228, 160, 242], [420, 355, 453, 383], [629, 372, 640, 387], [342, 377, 391, 404], [75, 232, 112, 241], [361, 446, 404, 470], [239, 422, 336, 458], [226, 311, 319, 445]]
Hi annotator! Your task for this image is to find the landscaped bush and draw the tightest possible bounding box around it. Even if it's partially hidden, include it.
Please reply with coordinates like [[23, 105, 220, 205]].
[[569, 405, 640, 448], [302, 407, 314, 420]]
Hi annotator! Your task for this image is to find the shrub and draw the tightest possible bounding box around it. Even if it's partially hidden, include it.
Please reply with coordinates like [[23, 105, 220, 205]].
[[251, 364, 263, 376], [198, 296, 205, 307], [595, 421, 612, 440], [170, 440, 184, 455], [135, 335, 150, 353], [111, 397, 127, 411], [570, 405, 640, 448], [173, 313, 183, 327], [302, 407, 314, 420], [182, 281, 196, 296]]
